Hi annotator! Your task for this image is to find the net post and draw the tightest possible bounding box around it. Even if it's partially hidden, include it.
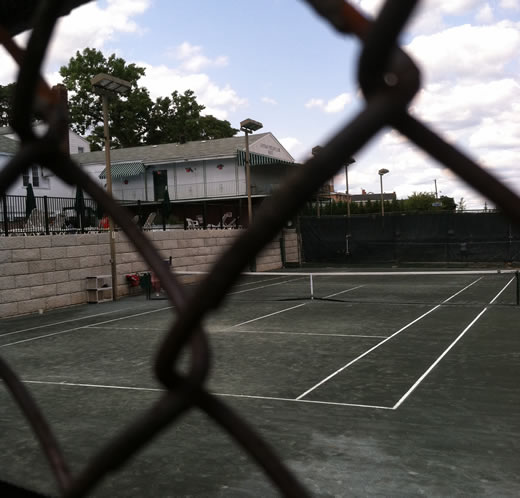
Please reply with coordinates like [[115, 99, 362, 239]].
[[515, 270, 520, 306], [310, 274, 314, 300]]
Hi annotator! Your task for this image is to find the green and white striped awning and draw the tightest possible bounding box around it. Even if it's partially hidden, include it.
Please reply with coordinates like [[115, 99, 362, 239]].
[[99, 161, 144, 179], [237, 150, 293, 167]]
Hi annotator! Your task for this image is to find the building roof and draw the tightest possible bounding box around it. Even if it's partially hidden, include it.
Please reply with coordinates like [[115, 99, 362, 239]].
[[75, 133, 289, 166], [0, 134, 19, 154], [331, 192, 397, 202]]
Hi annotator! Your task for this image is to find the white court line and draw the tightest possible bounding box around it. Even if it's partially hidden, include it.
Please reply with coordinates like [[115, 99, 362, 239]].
[[0, 277, 310, 347], [323, 284, 365, 299], [0, 303, 152, 339], [212, 329, 387, 339], [392, 277, 515, 410], [231, 303, 306, 327], [21, 380, 392, 410], [230, 285, 365, 329], [228, 277, 306, 296], [295, 277, 483, 400], [0, 305, 174, 349], [233, 275, 301, 288], [489, 276, 515, 304]]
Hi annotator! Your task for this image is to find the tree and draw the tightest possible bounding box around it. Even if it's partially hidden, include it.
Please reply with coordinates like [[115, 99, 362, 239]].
[[439, 195, 456, 211], [402, 192, 456, 212], [457, 197, 466, 212], [59, 48, 151, 150], [59, 48, 238, 150], [0, 82, 15, 127], [403, 192, 436, 211]]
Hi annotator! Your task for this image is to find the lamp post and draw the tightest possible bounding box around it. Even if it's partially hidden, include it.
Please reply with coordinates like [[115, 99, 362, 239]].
[[240, 118, 263, 226], [345, 157, 355, 217], [92, 73, 132, 300], [378, 168, 389, 217], [311, 146, 323, 217]]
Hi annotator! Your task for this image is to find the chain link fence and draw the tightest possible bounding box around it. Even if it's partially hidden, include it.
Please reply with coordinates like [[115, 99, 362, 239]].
[[1, 1, 520, 496]]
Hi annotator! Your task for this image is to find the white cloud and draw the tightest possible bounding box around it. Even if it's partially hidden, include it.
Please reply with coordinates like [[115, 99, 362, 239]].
[[261, 97, 278, 105], [173, 42, 228, 72], [305, 93, 352, 113], [139, 63, 246, 120], [476, 3, 494, 23], [406, 22, 520, 83], [305, 98, 324, 109], [279, 137, 302, 156], [0, 0, 152, 85], [412, 79, 520, 130], [500, 0, 520, 10]]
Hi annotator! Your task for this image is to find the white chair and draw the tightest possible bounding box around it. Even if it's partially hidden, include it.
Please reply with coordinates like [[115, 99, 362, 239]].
[[222, 212, 236, 228], [185, 218, 199, 229], [143, 212, 157, 230]]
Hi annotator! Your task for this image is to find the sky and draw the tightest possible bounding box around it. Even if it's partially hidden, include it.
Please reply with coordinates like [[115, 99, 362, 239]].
[[2, 0, 520, 209]]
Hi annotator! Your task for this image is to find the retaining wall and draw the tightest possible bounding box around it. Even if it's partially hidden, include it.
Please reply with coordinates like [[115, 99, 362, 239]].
[[0, 229, 298, 318]]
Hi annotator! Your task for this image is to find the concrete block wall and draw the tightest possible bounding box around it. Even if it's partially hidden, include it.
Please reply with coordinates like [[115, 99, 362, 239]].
[[283, 229, 300, 265], [0, 228, 301, 318]]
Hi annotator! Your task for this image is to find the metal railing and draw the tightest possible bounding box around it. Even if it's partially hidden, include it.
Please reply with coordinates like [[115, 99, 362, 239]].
[[1, 1, 520, 497], [0, 194, 102, 235]]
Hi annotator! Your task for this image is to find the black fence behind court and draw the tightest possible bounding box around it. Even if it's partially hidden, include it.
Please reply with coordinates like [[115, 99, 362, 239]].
[[0, 194, 105, 235], [300, 212, 520, 265]]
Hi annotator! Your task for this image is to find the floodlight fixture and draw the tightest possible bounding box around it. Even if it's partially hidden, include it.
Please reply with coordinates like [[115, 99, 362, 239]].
[[91, 73, 131, 96], [378, 168, 390, 216], [240, 118, 263, 133]]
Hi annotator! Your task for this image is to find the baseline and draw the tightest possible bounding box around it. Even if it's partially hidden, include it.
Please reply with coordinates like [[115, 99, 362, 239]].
[[21, 379, 393, 410]]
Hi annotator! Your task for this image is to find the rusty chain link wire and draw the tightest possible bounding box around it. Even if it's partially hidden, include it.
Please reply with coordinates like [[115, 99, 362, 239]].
[[1, 0, 520, 496]]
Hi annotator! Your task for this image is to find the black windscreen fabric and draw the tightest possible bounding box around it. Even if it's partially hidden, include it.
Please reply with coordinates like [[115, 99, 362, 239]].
[[300, 213, 520, 264]]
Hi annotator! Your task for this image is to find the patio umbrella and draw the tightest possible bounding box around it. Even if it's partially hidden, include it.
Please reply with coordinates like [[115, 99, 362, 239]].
[[74, 186, 85, 230], [25, 182, 36, 219], [161, 186, 171, 231], [96, 200, 104, 220]]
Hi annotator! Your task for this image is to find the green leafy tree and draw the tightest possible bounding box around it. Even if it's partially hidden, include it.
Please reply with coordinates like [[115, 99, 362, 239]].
[[59, 48, 151, 150], [403, 192, 436, 211], [439, 195, 456, 211], [402, 192, 456, 212], [59, 48, 238, 150], [0, 82, 15, 127]]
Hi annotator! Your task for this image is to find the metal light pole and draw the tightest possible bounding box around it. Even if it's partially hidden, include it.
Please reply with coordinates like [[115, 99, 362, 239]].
[[378, 168, 389, 217], [345, 157, 355, 217], [92, 73, 131, 300], [311, 146, 323, 217], [240, 118, 263, 226]]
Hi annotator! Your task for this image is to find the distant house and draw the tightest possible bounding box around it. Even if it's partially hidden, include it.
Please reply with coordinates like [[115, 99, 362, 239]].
[[0, 129, 297, 225], [73, 132, 296, 225], [0, 124, 90, 197], [330, 190, 397, 204]]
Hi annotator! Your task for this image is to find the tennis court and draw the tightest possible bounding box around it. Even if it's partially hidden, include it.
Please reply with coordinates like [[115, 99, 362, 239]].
[[1, 268, 520, 496]]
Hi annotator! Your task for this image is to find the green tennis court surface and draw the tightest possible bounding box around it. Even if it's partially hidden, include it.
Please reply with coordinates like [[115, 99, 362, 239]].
[[1, 269, 519, 496]]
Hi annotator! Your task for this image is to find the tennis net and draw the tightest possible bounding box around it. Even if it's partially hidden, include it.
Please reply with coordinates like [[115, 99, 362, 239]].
[[171, 269, 520, 306]]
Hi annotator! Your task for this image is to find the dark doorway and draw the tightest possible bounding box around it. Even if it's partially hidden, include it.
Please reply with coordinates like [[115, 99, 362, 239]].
[[153, 170, 168, 201]]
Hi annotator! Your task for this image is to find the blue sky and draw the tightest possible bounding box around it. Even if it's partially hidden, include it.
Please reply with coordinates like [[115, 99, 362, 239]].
[[2, 0, 520, 208]]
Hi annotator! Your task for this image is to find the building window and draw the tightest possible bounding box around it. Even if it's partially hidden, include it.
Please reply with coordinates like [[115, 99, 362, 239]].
[[23, 166, 40, 187], [78, 146, 84, 153]]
